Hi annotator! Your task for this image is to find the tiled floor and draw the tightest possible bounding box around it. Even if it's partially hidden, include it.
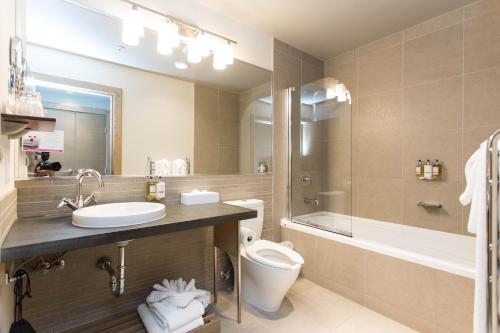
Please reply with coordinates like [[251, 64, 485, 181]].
[[215, 278, 417, 333]]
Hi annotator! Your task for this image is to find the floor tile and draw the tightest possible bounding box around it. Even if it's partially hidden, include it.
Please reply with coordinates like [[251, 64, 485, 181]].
[[215, 278, 416, 333]]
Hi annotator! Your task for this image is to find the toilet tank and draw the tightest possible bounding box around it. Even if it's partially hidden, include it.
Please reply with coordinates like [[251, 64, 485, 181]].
[[224, 199, 264, 239]]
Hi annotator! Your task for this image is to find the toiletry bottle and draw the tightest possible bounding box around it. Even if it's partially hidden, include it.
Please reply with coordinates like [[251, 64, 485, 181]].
[[415, 160, 424, 179], [432, 159, 442, 179], [423, 160, 433, 179], [156, 177, 166, 200], [146, 176, 157, 201]]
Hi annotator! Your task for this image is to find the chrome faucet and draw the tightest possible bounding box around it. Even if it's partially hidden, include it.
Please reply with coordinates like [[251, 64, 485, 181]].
[[58, 169, 104, 210]]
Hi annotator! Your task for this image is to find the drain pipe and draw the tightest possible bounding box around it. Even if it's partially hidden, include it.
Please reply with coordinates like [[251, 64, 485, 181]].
[[97, 241, 130, 297]]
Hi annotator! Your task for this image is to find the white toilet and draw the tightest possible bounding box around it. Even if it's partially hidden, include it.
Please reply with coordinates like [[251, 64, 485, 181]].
[[224, 199, 304, 312]]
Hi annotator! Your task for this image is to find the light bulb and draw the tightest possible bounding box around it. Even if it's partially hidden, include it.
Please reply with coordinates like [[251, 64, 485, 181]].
[[196, 33, 210, 58], [213, 46, 226, 70], [174, 61, 188, 69], [157, 21, 179, 54], [223, 43, 234, 65], [334, 83, 346, 102], [187, 40, 201, 63], [122, 6, 144, 46], [326, 88, 335, 99]]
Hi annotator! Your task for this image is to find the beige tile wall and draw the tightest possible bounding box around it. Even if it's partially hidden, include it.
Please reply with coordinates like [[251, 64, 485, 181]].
[[13, 174, 271, 332], [325, 0, 500, 235], [282, 228, 474, 333], [194, 84, 240, 174], [272, 39, 324, 240]]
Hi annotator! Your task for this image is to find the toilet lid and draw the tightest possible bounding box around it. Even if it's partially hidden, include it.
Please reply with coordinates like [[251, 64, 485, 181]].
[[244, 240, 304, 270]]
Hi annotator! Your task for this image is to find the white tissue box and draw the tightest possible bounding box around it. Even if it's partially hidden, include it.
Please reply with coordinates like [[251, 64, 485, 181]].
[[181, 190, 219, 205]]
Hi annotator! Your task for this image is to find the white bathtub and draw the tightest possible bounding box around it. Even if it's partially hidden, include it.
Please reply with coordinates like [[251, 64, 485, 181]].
[[282, 212, 475, 278]]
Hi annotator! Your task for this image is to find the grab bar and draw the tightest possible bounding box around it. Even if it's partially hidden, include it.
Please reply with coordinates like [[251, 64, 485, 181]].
[[416, 201, 442, 208], [487, 128, 500, 333]]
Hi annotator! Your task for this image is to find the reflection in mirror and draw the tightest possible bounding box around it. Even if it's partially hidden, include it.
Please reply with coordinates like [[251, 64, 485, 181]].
[[20, 0, 272, 178]]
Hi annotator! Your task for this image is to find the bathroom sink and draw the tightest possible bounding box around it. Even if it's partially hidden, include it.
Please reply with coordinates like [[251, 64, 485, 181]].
[[72, 202, 166, 228]]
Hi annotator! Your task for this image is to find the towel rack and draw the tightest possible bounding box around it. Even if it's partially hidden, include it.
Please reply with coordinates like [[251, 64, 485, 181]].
[[487, 128, 500, 333]]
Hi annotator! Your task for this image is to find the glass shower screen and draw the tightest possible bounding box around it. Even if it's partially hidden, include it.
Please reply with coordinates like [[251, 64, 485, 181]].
[[288, 78, 353, 236]]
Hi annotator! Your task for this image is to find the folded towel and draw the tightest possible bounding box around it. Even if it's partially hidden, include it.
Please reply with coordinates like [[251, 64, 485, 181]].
[[172, 159, 187, 176], [138, 304, 203, 333], [149, 300, 204, 331], [147, 289, 209, 308], [147, 278, 210, 308], [155, 159, 172, 176]]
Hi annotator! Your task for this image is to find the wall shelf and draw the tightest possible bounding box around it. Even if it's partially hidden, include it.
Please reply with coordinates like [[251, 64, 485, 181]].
[[1, 113, 56, 139]]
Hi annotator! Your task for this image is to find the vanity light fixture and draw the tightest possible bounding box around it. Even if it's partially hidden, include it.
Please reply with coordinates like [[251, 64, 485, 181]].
[[196, 33, 210, 58], [187, 40, 202, 64], [157, 20, 179, 55], [121, 5, 144, 46], [121, 0, 237, 70], [213, 45, 227, 70], [223, 43, 234, 65]]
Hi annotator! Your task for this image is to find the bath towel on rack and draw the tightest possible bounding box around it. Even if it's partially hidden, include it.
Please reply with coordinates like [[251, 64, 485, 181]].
[[461, 140, 500, 333]]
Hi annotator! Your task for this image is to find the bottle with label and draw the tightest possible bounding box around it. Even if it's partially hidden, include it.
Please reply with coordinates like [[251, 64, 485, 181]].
[[423, 160, 433, 179], [432, 159, 442, 179], [146, 176, 158, 201], [156, 177, 166, 200], [415, 160, 424, 179]]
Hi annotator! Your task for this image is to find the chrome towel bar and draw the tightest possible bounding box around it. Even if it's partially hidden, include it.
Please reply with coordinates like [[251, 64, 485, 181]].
[[416, 201, 442, 208]]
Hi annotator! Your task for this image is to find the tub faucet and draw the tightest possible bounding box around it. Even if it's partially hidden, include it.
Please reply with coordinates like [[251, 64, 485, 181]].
[[58, 169, 104, 210]]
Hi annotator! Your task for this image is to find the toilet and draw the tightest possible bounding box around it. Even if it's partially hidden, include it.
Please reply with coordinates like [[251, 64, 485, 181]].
[[224, 199, 304, 312]]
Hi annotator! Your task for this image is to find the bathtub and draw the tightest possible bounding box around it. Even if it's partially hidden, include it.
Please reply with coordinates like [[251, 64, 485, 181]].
[[282, 212, 475, 331], [282, 211, 475, 278]]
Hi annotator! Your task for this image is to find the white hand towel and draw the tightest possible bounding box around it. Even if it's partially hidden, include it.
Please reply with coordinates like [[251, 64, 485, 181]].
[[154, 159, 172, 177], [460, 141, 488, 333], [172, 159, 187, 176], [138, 304, 204, 333], [149, 300, 204, 331]]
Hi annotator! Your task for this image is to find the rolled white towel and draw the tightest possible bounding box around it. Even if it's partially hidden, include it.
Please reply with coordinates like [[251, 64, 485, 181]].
[[147, 289, 207, 307], [147, 278, 210, 308], [150, 300, 204, 331], [137, 303, 204, 333]]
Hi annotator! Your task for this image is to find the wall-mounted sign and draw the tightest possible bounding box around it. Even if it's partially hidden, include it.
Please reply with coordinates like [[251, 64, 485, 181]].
[[22, 130, 64, 152]]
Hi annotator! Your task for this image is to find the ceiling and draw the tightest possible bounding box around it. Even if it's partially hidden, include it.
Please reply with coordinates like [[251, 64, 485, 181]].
[[193, 0, 475, 60]]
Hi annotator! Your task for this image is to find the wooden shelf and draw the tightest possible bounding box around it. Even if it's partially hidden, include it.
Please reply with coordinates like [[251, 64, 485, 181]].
[[61, 311, 220, 333], [1, 113, 56, 139]]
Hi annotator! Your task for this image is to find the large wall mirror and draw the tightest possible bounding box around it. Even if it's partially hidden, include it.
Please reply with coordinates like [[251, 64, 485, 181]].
[[18, 0, 272, 178]]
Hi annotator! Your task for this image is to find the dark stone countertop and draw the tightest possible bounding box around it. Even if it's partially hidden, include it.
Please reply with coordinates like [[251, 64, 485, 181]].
[[1, 203, 256, 262]]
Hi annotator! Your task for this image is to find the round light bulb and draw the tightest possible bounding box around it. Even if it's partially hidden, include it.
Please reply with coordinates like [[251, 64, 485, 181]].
[[196, 33, 210, 58], [174, 61, 188, 70], [187, 40, 201, 63], [223, 43, 234, 65], [213, 46, 226, 70], [122, 6, 144, 46]]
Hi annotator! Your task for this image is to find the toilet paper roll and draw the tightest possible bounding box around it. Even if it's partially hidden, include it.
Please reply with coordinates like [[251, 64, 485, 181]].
[[240, 227, 256, 246]]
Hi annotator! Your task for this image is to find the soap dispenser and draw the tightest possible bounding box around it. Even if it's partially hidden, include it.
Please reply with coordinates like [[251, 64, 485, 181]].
[[423, 160, 433, 179], [432, 159, 442, 179], [415, 160, 424, 179], [156, 177, 166, 200], [146, 176, 158, 201]]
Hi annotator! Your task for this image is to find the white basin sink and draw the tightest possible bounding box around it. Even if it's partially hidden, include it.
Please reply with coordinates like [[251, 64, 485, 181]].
[[72, 202, 166, 228]]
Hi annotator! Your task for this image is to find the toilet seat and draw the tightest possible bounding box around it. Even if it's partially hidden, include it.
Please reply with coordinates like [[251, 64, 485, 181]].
[[244, 240, 304, 270]]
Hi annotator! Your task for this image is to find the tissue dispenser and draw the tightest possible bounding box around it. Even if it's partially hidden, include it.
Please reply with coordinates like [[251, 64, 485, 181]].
[[181, 190, 219, 205]]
